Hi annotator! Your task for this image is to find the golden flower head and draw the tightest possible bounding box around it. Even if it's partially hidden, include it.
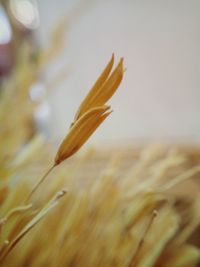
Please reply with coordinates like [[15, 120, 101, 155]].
[[54, 105, 112, 165], [24, 55, 124, 202], [74, 54, 123, 120], [54, 54, 124, 165]]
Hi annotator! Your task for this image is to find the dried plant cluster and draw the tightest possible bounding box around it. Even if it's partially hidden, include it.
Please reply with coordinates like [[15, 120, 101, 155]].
[[0, 143, 200, 267], [0, 37, 199, 266]]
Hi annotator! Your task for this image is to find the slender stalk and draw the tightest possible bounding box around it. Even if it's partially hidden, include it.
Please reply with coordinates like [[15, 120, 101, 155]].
[[128, 210, 158, 267], [25, 164, 56, 203]]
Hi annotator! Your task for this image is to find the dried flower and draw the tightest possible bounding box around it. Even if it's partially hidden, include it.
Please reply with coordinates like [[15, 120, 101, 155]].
[[55, 105, 112, 165], [26, 56, 123, 201], [74, 54, 123, 120], [55, 54, 123, 164]]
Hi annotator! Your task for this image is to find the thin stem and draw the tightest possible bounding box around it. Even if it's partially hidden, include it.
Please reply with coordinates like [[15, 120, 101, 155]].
[[128, 210, 158, 267], [25, 164, 56, 203]]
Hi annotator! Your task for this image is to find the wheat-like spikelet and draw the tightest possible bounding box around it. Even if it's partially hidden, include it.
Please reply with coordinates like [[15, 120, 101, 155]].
[[25, 55, 123, 202], [0, 48, 199, 267]]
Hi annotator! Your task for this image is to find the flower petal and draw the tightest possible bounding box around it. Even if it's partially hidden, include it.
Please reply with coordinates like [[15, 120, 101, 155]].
[[74, 54, 118, 120]]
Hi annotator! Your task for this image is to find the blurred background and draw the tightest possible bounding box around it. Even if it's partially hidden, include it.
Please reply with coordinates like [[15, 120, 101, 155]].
[[1, 0, 200, 145]]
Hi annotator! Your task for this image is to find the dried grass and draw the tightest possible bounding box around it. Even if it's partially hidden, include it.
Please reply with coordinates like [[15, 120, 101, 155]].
[[0, 17, 199, 267]]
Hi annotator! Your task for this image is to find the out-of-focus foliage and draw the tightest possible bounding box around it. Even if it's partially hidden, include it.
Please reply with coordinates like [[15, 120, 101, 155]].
[[0, 5, 199, 266], [0, 140, 200, 267]]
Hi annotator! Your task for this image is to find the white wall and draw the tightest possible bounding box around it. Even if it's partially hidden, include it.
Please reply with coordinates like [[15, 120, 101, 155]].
[[37, 0, 200, 144]]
